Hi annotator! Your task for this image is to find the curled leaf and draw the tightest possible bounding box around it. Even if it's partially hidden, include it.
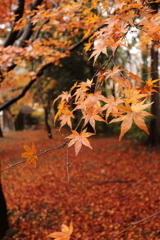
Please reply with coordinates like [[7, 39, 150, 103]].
[[48, 221, 73, 240]]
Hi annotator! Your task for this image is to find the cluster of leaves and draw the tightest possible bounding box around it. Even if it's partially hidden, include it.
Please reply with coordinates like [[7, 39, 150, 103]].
[[53, 71, 159, 155], [47, 0, 160, 155]]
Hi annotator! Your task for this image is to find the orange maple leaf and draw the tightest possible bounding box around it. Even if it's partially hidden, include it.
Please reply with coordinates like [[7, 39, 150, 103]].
[[53, 91, 71, 105], [125, 70, 144, 83], [21, 143, 38, 167], [113, 76, 131, 92], [110, 101, 153, 140], [144, 78, 160, 93], [66, 128, 95, 155], [82, 111, 105, 132], [48, 221, 73, 240], [101, 95, 124, 123], [103, 65, 124, 81], [59, 109, 75, 130], [89, 42, 107, 65]]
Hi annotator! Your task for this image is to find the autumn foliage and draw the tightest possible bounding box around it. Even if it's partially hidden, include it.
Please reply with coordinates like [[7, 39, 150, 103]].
[[0, 0, 160, 239]]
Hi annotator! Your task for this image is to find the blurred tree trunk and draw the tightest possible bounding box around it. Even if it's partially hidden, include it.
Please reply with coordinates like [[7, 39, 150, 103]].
[[147, 3, 160, 146], [44, 105, 52, 139], [0, 126, 3, 137], [0, 183, 8, 239], [147, 43, 160, 145]]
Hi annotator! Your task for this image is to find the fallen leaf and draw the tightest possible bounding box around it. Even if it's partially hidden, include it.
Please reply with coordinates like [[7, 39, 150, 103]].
[[48, 221, 73, 240]]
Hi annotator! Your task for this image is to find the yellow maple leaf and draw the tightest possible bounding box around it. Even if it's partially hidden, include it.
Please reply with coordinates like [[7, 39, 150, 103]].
[[21, 143, 38, 167], [84, 42, 93, 52], [54, 101, 71, 125], [122, 88, 147, 104], [48, 221, 73, 240]]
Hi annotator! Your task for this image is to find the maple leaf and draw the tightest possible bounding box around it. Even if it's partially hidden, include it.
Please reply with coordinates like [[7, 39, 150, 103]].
[[66, 128, 95, 155], [59, 109, 75, 130], [108, 38, 129, 54], [77, 79, 93, 89], [74, 79, 93, 101], [122, 88, 148, 104], [85, 91, 106, 104], [146, 78, 160, 87], [53, 92, 71, 105], [73, 93, 106, 131], [103, 65, 124, 81], [89, 36, 128, 65], [119, 9, 138, 26], [84, 42, 93, 52], [82, 111, 105, 132], [69, 81, 78, 93], [101, 95, 124, 123], [21, 143, 38, 167], [144, 78, 160, 93], [110, 101, 153, 140], [54, 101, 71, 125], [89, 41, 107, 65], [48, 221, 73, 240], [125, 71, 144, 83], [113, 76, 131, 92]]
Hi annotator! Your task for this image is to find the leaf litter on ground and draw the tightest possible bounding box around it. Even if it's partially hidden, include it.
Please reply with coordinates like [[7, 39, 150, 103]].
[[1, 129, 160, 240]]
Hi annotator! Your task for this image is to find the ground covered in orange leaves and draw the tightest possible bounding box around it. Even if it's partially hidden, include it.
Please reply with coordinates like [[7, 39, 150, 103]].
[[1, 129, 160, 240]]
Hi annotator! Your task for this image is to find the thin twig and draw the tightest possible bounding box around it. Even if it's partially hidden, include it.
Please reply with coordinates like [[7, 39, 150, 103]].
[[0, 140, 69, 172], [66, 147, 70, 182], [94, 54, 114, 93], [103, 211, 160, 239]]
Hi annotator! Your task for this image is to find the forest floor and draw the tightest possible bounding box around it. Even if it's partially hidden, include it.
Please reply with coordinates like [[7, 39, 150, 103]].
[[1, 128, 160, 240]]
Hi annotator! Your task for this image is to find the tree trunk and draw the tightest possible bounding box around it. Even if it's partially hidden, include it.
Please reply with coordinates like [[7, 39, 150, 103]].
[[44, 107, 52, 139], [0, 126, 3, 137], [147, 43, 160, 146], [0, 183, 8, 239]]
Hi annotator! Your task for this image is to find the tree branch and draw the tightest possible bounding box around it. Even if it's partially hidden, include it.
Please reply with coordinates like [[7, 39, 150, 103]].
[[0, 63, 51, 111], [108, 211, 160, 239], [3, 0, 25, 47], [0, 140, 69, 172], [19, 0, 44, 47], [33, 19, 50, 40], [70, 23, 106, 52], [0, 23, 106, 110]]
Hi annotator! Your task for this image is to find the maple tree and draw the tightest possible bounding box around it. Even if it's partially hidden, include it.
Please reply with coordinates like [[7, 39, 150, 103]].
[[0, 0, 160, 239]]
